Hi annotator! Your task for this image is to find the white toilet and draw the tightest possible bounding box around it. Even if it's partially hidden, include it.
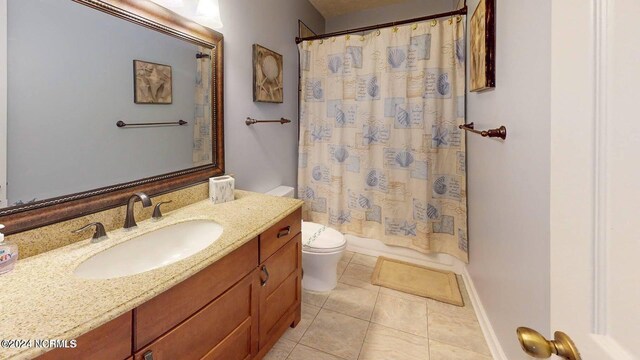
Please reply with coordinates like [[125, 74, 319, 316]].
[[266, 186, 347, 292]]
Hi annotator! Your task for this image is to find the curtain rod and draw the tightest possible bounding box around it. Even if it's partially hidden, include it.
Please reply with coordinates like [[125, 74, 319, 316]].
[[295, 6, 467, 44]]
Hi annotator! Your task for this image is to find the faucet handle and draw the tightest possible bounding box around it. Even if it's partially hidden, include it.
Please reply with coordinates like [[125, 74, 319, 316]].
[[73, 222, 108, 242], [152, 200, 173, 219]]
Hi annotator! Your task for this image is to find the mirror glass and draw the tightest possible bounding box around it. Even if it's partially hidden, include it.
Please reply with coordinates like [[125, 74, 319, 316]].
[[4, 0, 214, 208]]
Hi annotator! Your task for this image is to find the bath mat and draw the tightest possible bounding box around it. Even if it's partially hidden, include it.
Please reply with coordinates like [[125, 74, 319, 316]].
[[371, 257, 464, 306]]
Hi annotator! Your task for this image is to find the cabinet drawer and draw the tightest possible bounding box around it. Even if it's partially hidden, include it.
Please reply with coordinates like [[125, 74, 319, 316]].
[[134, 272, 258, 360], [134, 238, 258, 350], [38, 312, 132, 360], [259, 208, 301, 263]]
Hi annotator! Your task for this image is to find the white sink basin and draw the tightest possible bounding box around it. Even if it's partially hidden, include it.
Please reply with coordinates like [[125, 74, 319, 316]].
[[74, 220, 223, 279]]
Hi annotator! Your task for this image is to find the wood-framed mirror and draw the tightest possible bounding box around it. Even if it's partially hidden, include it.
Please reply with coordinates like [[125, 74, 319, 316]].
[[0, 0, 224, 234]]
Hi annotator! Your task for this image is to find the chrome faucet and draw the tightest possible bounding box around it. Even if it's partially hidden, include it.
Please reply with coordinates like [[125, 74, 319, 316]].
[[124, 192, 152, 229]]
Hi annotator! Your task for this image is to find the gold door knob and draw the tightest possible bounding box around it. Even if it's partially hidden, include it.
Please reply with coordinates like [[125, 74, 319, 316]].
[[516, 327, 581, 360]]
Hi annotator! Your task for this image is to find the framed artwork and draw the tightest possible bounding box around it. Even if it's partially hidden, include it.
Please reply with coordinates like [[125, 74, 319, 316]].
[[253, 44, 283, 103], [133, 60, 172, 104], [470, 0, 495, 92]]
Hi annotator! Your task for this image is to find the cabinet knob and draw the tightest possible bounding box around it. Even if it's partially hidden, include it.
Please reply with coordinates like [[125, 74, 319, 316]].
[[143, 350, 154, 360], [260, 265, 270, 286]]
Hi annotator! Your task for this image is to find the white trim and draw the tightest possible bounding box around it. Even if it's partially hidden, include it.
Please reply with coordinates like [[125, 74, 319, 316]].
[[0, 0, 7, 207], [461, 266, 508, 360], [592, 0, 608, 335], [345, 234, 464, 274]]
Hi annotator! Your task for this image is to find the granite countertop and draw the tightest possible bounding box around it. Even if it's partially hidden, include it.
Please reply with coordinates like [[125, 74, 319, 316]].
[[0, 190, 303, 359]]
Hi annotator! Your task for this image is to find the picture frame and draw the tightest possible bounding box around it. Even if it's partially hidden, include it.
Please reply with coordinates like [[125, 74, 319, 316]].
[[133, 60, 173, 104], [253, 44, 283, 103], [470, 0, 496, 92]]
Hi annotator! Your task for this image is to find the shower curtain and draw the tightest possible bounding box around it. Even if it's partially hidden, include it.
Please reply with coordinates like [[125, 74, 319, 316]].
[[298, 17, 468, 262], [193, 46, 212, 166]]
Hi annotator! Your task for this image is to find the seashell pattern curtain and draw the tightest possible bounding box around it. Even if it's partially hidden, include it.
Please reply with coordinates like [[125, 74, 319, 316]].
[[297, 18, 468, 262], [193, 46, 212, 166]]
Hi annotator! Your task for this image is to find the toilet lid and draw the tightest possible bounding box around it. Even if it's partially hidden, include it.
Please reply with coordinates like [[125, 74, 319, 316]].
[[302, 221, 346, 253]]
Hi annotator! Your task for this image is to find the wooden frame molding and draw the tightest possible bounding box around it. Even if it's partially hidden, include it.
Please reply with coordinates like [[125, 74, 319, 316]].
[[0, 0, 224, 235]]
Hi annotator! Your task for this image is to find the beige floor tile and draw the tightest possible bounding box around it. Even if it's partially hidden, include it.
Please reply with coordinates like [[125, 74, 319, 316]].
[[340, 263, 380, 292], [350, 253, 378, 268], [300, 309, 369, 360], [302, 289, 330, 307], [342, 250, 355, 263], [323, 283, 378, 320], [337, 260, 349, 277], [371, 293, 428, 337], [283, 302, 321, 342], [263, 337, 297, 360], [427, 298, 476, 321], [429, 340, 492, 360], [358, 323, 429, 360], [287, 344, 344, 360], [378, 286, 428, 304], [428, 312, 491, 356]]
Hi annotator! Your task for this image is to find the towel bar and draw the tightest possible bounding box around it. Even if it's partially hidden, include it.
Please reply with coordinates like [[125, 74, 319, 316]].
[[245, 117, 291, 125], [459, 122, 507, 140]]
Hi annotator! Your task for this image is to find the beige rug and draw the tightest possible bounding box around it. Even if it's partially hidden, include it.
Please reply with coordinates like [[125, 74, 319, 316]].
[[371, 257, 464, 306]]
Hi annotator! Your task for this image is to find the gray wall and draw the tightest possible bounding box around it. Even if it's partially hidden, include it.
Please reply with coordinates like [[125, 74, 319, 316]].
[[465, 0, 551, 358], [219, 0, 324, 192], [325, 0, 455, 32], [7, 0, 199, 205]]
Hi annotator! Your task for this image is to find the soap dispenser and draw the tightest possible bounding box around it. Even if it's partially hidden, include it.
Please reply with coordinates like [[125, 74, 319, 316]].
[[0, 225, 18, 274]]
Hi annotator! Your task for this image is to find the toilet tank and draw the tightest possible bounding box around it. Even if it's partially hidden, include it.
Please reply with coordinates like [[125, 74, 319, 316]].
[[266, 186, 294, 198]]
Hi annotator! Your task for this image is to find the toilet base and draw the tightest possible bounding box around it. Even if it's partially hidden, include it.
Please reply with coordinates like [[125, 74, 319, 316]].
[[301, 248, 345, 292]]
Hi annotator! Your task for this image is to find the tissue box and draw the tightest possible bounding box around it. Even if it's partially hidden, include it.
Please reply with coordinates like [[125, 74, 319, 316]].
[[209, 176, 235, 204]]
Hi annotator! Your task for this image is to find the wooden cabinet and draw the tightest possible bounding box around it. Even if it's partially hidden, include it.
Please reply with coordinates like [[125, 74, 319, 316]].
[[37, 312, 132, 360], [134, 238, 259, 351], [258, 235, 302, 349], [38, 208, 302, 360], [134, 271, 259, 360]]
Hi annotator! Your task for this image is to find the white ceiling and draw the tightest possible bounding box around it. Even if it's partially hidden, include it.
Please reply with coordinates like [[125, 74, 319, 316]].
[[309, 0, 415, 18]]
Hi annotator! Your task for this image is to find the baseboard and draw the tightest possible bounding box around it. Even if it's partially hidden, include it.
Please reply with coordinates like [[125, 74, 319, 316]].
[[344, 234, 465, 274], [461, 267, 508, 360]]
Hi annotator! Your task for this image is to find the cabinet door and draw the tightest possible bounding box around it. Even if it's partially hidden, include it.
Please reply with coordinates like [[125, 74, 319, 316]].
[[134, 271, 259, 360], [37, 312, 132, 360], [259, 234, 302, 348]]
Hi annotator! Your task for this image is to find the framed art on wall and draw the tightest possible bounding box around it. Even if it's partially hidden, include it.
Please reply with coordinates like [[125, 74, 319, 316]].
[[133, 60, 173, 104], [253, 44, 283, 103], [470, 0, 495, 92]]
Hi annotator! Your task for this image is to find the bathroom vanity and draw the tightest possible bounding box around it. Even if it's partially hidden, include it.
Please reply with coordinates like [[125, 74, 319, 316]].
[[0, 190, 303, 359], [35, 207, 302, 360]]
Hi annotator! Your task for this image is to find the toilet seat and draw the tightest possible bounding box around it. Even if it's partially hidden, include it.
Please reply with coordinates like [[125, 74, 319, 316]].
[[302, 221, 346, 254]]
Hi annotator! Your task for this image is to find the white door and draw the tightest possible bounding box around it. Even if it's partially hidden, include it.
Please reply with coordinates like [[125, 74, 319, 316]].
[[0, 0, 6, 207], [548, 0, 638, 359]]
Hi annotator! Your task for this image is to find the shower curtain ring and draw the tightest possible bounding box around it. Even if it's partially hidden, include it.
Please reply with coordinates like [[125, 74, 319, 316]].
[[375, 29, 381, 36], [412, 23, 418, 30], [430, 20, 438, 27]]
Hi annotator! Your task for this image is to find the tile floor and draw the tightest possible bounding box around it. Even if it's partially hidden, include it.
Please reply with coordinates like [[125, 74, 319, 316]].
[[264, 251, 493, 360]]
